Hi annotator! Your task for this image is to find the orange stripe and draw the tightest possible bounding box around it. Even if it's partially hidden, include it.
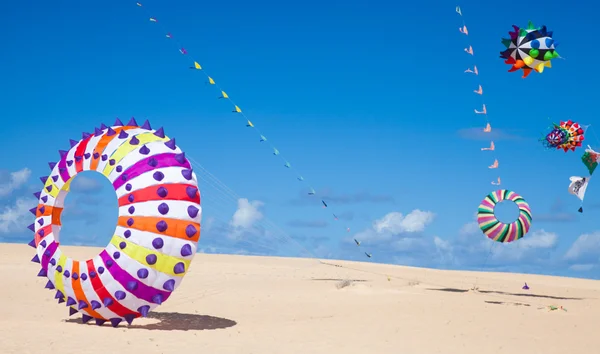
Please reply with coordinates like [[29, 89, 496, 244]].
[[89, 127, 137, 171], [71, 261, 105, 319], [35, 205, 64, 226], [52, 208, 63, 226], [117, 216, 200, 242]]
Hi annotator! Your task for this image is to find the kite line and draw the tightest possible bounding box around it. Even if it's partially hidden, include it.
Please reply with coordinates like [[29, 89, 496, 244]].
[[456, 6, 500, 186], [456, 7, 533, 286], [133, 2, 371, 260]]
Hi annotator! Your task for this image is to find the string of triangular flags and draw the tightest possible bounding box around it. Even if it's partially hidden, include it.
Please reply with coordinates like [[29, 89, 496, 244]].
[[456, 6, 501, 186], [135, 2, 372, 259]]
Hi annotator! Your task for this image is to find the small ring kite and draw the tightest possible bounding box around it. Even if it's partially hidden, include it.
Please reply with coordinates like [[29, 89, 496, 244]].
[[28, 118, 201, 327], [477, 190, 532, 243]]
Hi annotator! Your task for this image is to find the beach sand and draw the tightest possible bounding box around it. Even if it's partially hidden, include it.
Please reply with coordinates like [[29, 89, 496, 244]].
[[1, 242, 599, 354]]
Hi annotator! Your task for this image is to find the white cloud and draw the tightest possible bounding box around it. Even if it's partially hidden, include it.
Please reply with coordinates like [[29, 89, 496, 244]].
[[490, 229, 558, 262], [373, 210, 435, 234], [0, 168, 31, 197], [355, 209, 435, 244], [230, 198, 264, 229], [459, 221, 480, 236], [0, 198, 35, 234], [569, 264, 595, 272], [564, 232, 600, 262]]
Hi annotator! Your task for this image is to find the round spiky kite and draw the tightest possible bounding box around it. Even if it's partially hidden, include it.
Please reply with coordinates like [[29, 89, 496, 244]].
[[500, 21, 560, 78], [28, 118, 201, 327], [541, 119, 585, 152]]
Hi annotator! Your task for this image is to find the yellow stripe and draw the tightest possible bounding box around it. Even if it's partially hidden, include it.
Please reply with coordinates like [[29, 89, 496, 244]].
[[102, 132, 168, 176], [43, 179, 60, 198], [54, 254, 67, 299], [110, 235, 190, 277]]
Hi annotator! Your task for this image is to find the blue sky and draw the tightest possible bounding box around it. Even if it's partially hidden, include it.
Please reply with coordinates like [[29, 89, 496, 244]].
[[2, 0, 600, 279]]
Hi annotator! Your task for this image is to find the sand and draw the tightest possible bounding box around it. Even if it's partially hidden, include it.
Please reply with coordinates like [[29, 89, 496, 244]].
[[1, 243, 599, 354]]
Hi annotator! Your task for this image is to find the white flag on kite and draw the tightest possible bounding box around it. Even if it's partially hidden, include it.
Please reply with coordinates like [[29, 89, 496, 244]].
[[568, 176, 590, 212]]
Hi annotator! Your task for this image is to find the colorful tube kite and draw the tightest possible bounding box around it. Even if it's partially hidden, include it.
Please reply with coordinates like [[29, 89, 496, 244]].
[[500, 21, 560, 78], [29, 118, 201, 327], [541, 120, 585, 152], [477, 190, 532, 243]]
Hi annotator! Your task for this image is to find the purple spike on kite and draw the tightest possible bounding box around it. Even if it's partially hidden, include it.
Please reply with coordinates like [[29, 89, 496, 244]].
[[127, 117, 138, 127], [40, 176, 48, 184], [110, 318, 123, 327], [118, 130, 129, 139], [82, 132, 91, 139], [28, 239, 36, 248], [164, 139, 176, 150], [32, 254, 40, 263], [59, 150, 68, 158], [107, 127, 117, 136], [95, 319, 106, 326], [100, 123, 108, 130], [141, 120, 152, 130], [124, 314, 136, 325], [33, 191, 41, 199], [48, 162, 57, 169], [37, 268, 47, 277], [45, 280, 55, 290], [29, 207, 37, 216], [138, 305, 150, 317], [66, 297, 76, 306], [69, 139, 78, 147], [94, 127, 103, 136], [69, 307, 78, 316], [114, 118, 124, 126], [82, 314, 93, 323], [153, 127, 165, 138]]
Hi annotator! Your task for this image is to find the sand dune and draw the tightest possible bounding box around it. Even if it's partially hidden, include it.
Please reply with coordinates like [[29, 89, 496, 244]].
[[1, 243, 599, 354]]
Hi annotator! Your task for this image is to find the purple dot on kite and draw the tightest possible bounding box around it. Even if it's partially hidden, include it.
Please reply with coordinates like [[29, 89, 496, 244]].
[[181, 244, 193, 257], [156, 220, 168, 232], [163, 279, 176, 291], [185, 225, 197, 238], [173, 262, 185, 274], [153, 171, 164, 181], [137, 268, 149, 279], [158, 203, 169, 215], [152, 237, 164, 249], [146, 254, 158, 265], [187, 205, 199, 218], [157, 187, 168, 198]]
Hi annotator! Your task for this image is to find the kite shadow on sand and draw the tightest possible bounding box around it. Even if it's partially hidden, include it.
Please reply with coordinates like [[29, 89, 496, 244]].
[[426, 288, 584, 301], [65, 312, 237, 331]]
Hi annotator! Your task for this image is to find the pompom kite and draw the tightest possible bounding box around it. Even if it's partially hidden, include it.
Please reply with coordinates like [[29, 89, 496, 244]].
[[500, 21, 560, 78], [477, 190, 532, 243], [541, 120, 585, 152], [29, 118, 201, 327]]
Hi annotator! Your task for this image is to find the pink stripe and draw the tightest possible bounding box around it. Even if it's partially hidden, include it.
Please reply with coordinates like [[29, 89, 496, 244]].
[[41, 241, 58, 270], [486, 223, 505, 239], [478, 215, 496, 223], [481, 199, 495, 208]]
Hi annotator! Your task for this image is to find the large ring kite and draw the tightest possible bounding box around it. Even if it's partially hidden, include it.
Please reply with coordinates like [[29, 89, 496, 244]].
[[477, 190, 532, 243], [28, 118, 201, 327]]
